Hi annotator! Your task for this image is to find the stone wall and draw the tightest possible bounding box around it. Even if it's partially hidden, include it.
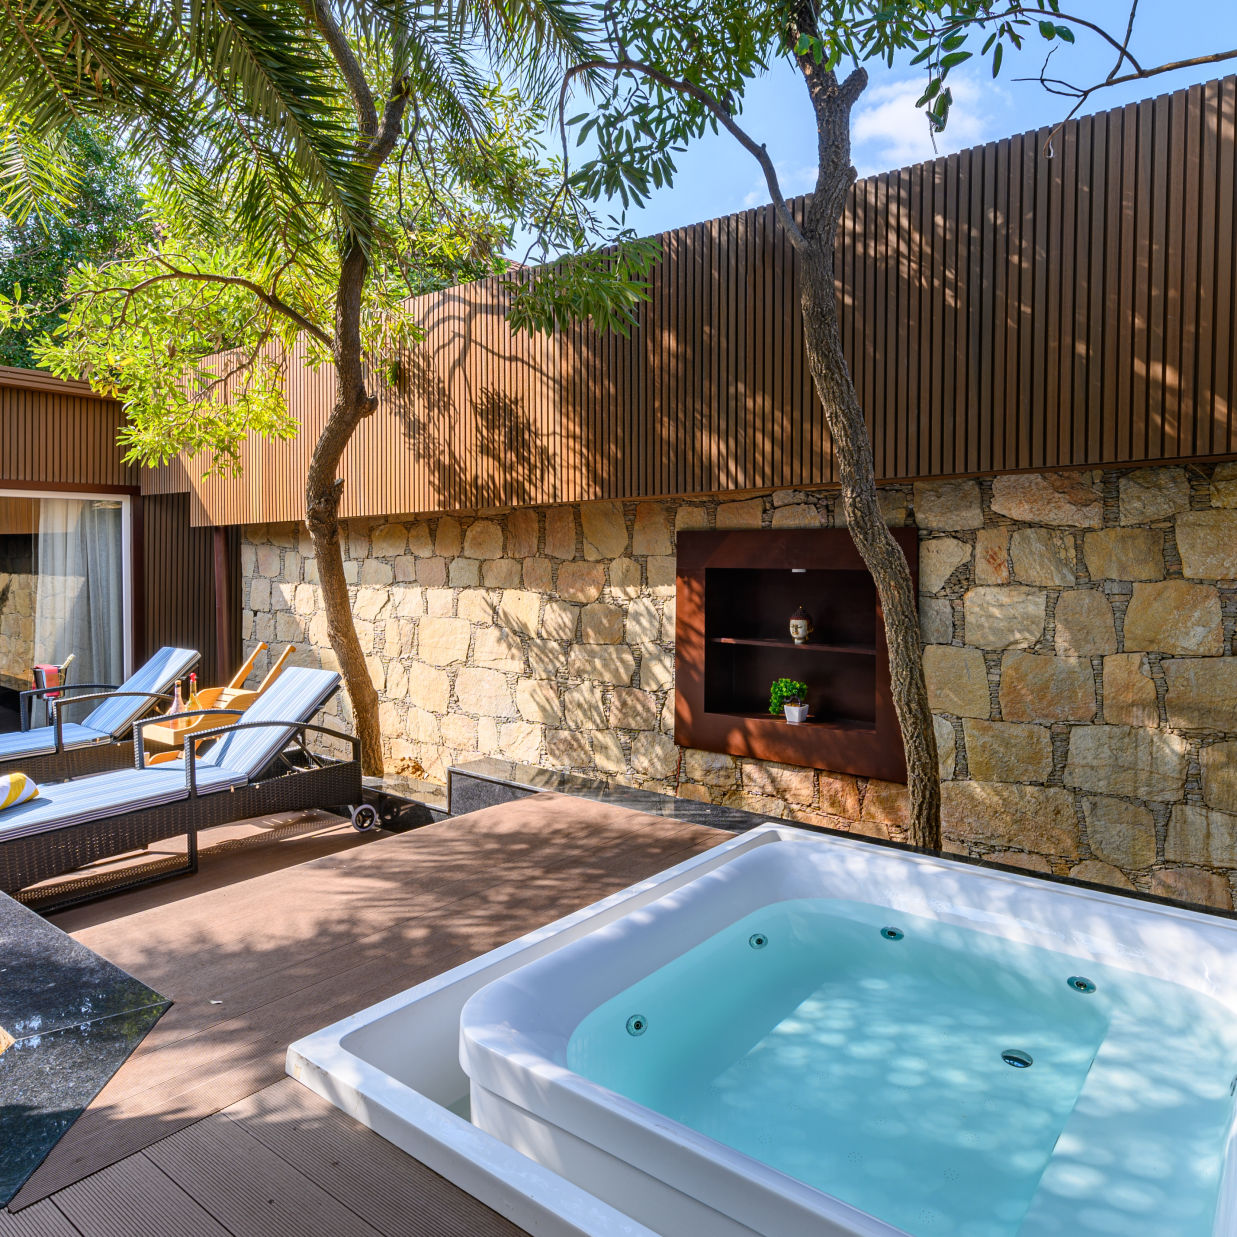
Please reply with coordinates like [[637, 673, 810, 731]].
[[0, 535, 35, 690], [241, 461, 1237, 909]]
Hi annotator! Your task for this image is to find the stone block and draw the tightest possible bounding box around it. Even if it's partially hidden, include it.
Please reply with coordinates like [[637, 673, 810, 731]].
[[590, 730, 627, 774], [293, 583, 317, 616], [862, 780, 909, 826], [1082, 795, 1157, 868], [354, 587, 389, 623], [743, 761, 815, 805], [675, 506, 710, 532], [539, 599, 576, 642], [497, 589, 541, 636], [255, 544, 281, 577], [990, 472, 1103, 527], [1163, 658, 1237, 730], [249, 576, 272, 611], [1000, 653, 1096, 722], [558, 561, 605, 603], [408, 522, 434, 555], [544, 507, 576, 559], [473, 626, 524, 673], [1150, 867, 1233, 910], [371, 523, 407, 557], [359, 558, 393, 587], [989, 851, 1054, 874], [1010, 528, 1076, 586], [1069, 860, 1134, 890], [646, 556, 676, 593], [508, 509, 539, 558], [920, 598, 954, 645], [392, 555, 416, 583], [448, 558, 480, 588], [1176, 510, 1237, 578], [406, 664, 450, 713], [632, 503, 673, 555], [624, 597, 659, 643], [1165, 803, 1237, 868], [527, 639, 566, 678], [1201, 740, 1237, 814], [272, 580, 296, 612], [913, 479, 984, 531], [1122, 580, 1223, 655], [1211, 461, 1237, 508], [545, 728, 590, 769], [516, 677, 560, 724], [610, 687, 658, 731], [974, 529, 1012, 585], [435, 516, 462, 557], [1083, 528, 1165, 582], [581, 501, 627, 559], [632, 731, 678, 779], [609, 557, 642, 596], [457, 589, 494, 625], [638, 644, 674, 692], [498, 720, 542, 765], [962, 719, 1053, 782], [771, 503, 822, 528], [935, 715, 957, 779], [567, 644, 636, 686], [923, 645, 991, 718], [920, 537, 971, 594], [964, 586, 1045, 650], [425, 589, 453, 616], [523, 557, 552, 591], [342, 560, 359, 586], [457, 666, 515, 718], [661, 598, 677, 644], [942, 782, 1081, 857], [1054, 589, 1117, 655], [440, 713, 478, 752], [715, 498, 764, 529], [482, 559, 521, 588], [581, 602, 624, 643], [564, 682, 606, 729], [276, 611, 304, 643], [412, 556, 444, 587], [385, 661, 408, 699], [684, 748, 739, 786], [1064, 724, 1188, 802], [1119, 467, 1190, 524], [417, 616, 471, 666], [1101, 653, 1158, 727], [464, 519, 503, 559], [818, 774, 861, 818]]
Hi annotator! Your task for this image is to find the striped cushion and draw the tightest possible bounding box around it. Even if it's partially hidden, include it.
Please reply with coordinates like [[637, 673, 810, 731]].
[[0, 764, 244, 842], [0, 722, 110, 761], [82, 647, 199, 738], [0, 772, 38, 810], [197, 666, 340, 779]]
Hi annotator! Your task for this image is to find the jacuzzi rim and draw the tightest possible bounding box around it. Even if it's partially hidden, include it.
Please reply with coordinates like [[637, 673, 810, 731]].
[[290, 823, 1237, 1237]]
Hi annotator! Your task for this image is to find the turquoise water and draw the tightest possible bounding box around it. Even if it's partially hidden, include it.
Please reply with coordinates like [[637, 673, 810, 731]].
[[566, 899, 1237, 1236]]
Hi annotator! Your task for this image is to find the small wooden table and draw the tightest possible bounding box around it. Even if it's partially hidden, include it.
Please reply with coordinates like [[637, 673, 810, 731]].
[[142, 686, 257, 754]]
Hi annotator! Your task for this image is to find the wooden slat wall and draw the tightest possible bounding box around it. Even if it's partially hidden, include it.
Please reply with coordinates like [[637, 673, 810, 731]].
[[158, 76, 1237, 528]]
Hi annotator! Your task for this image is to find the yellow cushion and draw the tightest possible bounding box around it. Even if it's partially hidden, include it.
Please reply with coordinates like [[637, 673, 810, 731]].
[[0, 772, 39, 810]]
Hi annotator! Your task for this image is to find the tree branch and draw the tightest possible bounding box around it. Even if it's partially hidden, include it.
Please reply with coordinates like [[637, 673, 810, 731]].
[[564, 57, 808, 252], [300, 0, 377, 137]]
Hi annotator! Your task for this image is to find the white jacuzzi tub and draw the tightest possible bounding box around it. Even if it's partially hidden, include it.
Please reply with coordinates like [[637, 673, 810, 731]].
[[290, 825, 1237, 1237]]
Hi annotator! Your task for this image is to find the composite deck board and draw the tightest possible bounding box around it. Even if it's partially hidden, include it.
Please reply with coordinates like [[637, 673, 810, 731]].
[[47, 1155, 230, 1237], [10, 795, 727, 1213], [222, 1080, 527, 1237], [0, 1201, 81, 1237]]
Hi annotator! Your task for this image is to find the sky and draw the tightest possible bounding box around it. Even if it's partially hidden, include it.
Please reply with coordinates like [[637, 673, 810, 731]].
[[566, 1, 1237, 241]]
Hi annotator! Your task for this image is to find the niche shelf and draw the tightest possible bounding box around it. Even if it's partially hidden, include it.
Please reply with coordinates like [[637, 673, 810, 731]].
[[674, 527, 918, 783]]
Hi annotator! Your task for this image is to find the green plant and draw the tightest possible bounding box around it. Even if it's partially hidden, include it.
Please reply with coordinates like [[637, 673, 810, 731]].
[[769, 678, 809, 716]]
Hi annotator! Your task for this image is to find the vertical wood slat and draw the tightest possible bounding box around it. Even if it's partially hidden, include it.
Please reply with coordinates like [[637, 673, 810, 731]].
[[94, 74, 1237, 529]]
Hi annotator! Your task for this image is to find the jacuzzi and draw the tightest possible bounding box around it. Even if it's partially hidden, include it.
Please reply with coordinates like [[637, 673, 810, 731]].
[[290, 825, 1237, 1237]]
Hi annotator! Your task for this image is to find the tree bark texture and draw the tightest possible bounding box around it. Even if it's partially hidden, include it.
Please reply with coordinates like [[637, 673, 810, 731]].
[[796, 58, 942, 849], [306, 236, 384, 776]]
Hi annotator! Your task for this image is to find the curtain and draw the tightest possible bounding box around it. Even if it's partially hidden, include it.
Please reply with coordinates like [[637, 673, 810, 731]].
[[33, 498, 125, 689]]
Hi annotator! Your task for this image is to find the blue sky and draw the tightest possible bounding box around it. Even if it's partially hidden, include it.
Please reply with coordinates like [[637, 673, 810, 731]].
[[588, 1, 1237, 239]]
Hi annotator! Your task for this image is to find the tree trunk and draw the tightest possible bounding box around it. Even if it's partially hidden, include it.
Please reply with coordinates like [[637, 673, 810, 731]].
[[796, 61, 941, 849], [305, 237, 384, 776]]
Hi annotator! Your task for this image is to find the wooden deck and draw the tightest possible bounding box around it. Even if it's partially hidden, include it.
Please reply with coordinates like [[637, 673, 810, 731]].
[[2, 793, 728, 1236]]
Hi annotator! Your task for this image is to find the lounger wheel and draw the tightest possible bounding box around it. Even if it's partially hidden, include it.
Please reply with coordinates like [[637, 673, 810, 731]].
[[350, 803, 379, 832]]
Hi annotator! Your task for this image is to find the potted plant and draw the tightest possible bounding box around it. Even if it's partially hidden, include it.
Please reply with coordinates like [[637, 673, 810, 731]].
[[769, 678, 809, 724]]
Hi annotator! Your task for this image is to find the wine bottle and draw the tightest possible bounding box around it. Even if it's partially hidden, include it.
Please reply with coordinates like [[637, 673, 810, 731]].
[[169, 679, 185, 725], [187, 672, 201, 712]]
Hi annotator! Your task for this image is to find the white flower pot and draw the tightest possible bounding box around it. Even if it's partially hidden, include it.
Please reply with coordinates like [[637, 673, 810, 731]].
[[784, 704, 809, 725]]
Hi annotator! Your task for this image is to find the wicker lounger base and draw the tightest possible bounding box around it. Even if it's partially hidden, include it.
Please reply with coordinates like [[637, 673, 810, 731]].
[[0, 759, 361, 910]]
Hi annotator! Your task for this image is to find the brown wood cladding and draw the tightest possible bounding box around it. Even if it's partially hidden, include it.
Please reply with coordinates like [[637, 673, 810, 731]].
[[158, 77, 1237, 527]]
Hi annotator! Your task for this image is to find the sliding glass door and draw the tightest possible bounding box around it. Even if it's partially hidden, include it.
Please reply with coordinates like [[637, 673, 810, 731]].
[[0, 491, 132, 701]]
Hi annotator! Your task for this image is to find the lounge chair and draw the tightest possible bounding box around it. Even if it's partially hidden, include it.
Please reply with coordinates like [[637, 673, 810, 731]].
[[0, 666, 366, 908], [2, 647, 200, 782]]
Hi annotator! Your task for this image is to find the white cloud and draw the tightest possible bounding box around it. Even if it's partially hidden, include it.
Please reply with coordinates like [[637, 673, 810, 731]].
[[852, 75, 1006, 178]]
